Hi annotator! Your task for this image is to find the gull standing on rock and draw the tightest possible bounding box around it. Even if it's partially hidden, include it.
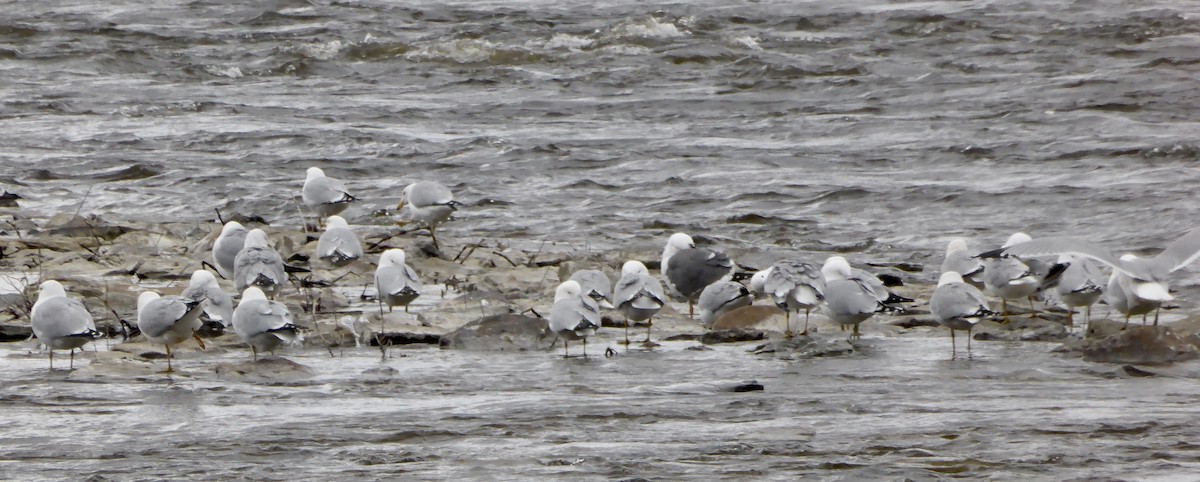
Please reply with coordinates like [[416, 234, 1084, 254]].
[[549, 280, 602, 358], [233, 287, 301, 360], [398, 180, 462, 251], [821, 256, 891, 340], [762, 261, 825, 337], [1054, 254, 1104, 327], [661, 233, 733, 319], [375, 248, 422, 315], [233, 229, 287, 299], [212, 221, 248, 279], [941, 238, 985, 290], [1104, 255, 1162, 327], [137, 291, 206, 373], [316, 215, 362, 268], [569, 269, 614, 309], [302, 167, 356, 225], [996, 227, 1200, 326], [697, 281, 753, 329], [182, 270, 234, 334], [982, 232, 1041, 322], [30, 281, 99, 370], [930, 271, 995, 358], [612, 260, 666, 345]]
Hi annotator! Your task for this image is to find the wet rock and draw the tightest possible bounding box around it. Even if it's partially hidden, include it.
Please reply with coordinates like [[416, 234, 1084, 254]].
[[973, 317, 1068, 342], [720, 380, 764, 392], [214, 356, 314, 382], [0, 322, 32, 342], [752, 336, 856, 358], [439, 314, 555, 351], [711, 305, 786, 331], [41, 214, 131, 240], [1085, 319, 1127, 340], [371, 333, 441, 346], [663, 333, 702, 341], [1082, 326, 1200, 365], [890, 317, 940, 328], [701, 328, 767, 344], [1120, 365, 1156, 377]]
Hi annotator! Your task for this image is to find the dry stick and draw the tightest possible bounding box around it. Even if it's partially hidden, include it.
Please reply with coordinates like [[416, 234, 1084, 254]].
[[451, 244, 472, 263], [526, 240, 548, 267], [72, 185, 94, 219], [456, 239, 485, 265], [306, 288, 335, 358], [293, 200, 309, 235], [214, 208, 226, 225], [491, 250, 518, 267]]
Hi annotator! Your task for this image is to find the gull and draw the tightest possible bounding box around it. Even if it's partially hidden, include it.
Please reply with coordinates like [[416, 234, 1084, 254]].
[[998, 227, 1200, 325], [316, 215, 362, 268], [233, 228, 287, 299], [233, 287, 302, 360], [982, 232, 1041, 321], [821, 256, 893, 340], [137, 291, 206, 373], [211, 221, 247, 279], [941, 238, 985, 290], [613, 260, 666, 345], [397, 181, 462, 251], [375, 248, 421, 315], [930, 272, 995, 358], [1053, 254, 1104, 327], [302, 167, 356, 225], [549, 280, 601, 357], [1105, 254, 1162, 327], [697, 281, 753, 329], [30, 280, 99, 370], [569, 269, 614, 309], [762, 260, 825, 337], [661, 233, 733, 319], [181, 270, 234, 334]]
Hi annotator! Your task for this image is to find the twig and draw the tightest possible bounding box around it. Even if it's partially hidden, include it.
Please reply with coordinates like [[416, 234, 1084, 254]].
[[214, 208, 226, 225], [526, 240, 548, 267], [491, 250, 518, 267], [456, 239, 485, 265], [72, 185, 94, 219]]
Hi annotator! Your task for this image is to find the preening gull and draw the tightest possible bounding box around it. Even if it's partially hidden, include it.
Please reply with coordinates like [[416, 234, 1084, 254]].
[[30, 280, 99, 370], [375, 248, 421, 314], [1053, 254, 1104, 327], [930, 272, 994, 358], [1105, 254, 1163, 327], [212, 221, 247, 279], [821, 256, 890, 340], [613, 260, 666, 345], [182, 270, 233, 333], [982, 232, 1041, 321], [697, 281, 752, 329], [233, 229, 287, 299], [398, 180, 462, 251], [233, 287, 301, 360], [302, 167, 356, 224], [941, 238, 985, 290], [549, 280, 602, 357], [661, 233, 733, 319], [316, 215, 362, 268], [137, 291, 206, 373], [762, 260, 825, 337], [570, 269, 614, 309]]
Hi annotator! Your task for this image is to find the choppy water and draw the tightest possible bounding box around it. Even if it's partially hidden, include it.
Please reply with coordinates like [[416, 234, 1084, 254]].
[[3, 0, 1200, 479]]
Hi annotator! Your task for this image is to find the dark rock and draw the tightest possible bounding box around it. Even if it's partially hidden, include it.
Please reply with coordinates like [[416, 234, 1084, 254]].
[[890, 317, 940, 328], [876, 273, 904, 286], [371, 333, 441, 346], [865, 261, 924, 273], [663, 333, 702, 342], [1120, 365, 1156, 377], [0, 191, 20, 208], [1082, 326, 1200, 365], [602, 315, 647, 328], [685, 345, 713, 351], [0, 322, 32, 342], [721, 381, 765, 392], [1086, 318, 1128, 340], [701, 328, 766, 344], [973, 317, 1068, 342], [41, 214, 131, 240], [439, 314, 555, 351], [753, 336, 856, 358]]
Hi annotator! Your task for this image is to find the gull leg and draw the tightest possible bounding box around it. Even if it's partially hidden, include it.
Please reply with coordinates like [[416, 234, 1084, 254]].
[[1002, 299, 1009, 324], [582, 338, 587, 358], [622, 317, 630, 345], [563, 340, 569, 358], [252, 346, 258, 361], [49, 349, 54, 370], [800, 309, 811, 336], [1142, 314, 1148, 326], [165, 345, 175, 374], [194, 334, 206, 350], [69, 349, 75, 369], [950, 329, 956, 359], [688, 301, 694, 320], [1123, 314, 1130, 329], [430, 226, 440, 252], [967, 328, 973, 358], [783, 312, 793, 339], [1154, 307, 1160, 326], [851, 323, 860, 341], [1066, 310, 1074, 329], [1085, 305, 1092, 325]]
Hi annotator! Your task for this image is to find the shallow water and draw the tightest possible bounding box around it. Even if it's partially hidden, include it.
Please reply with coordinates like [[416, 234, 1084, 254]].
[[3, 0, 1200, 479], [4, 335, 1200, 481]]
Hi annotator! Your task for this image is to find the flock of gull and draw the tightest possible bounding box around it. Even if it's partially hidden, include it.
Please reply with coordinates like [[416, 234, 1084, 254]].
[[22, 166, 1200, 369]]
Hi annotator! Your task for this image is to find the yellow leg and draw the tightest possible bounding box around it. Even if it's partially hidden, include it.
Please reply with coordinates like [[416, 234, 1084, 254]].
[[801, 309, 811, 336], [950, 329, 956, 359], [165, 345, 175, 374], [194, 334, 206, 350]]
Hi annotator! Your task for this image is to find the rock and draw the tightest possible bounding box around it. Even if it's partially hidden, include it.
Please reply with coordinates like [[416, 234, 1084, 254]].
[[752, 336, 856, 358], [214, 356, 314, 382], [0, 322, 32, 342], [973, 317, 1068, 342], [1120, 365, 1156, 377], [663, 333, 701, 341], [711, 305, 786, 331], [371, 333, 441, 346], [890, 317, 940, 328], [1086, 318, 1127, 340], [41, 214, 131, 240], [1082, 326, 1200, 365], [720, 380, 765, 392], [439, 314, 555, 351], [701, 329, 767, 344]]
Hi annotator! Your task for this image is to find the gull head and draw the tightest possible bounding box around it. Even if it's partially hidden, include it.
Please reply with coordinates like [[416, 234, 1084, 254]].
[[244, 229, 270, 249], [325, 215, 349, 230], [555, 280, 582, 301], [378, 249, 407, 269], [137, 291, 161, 311], [621, 260, 650, 277], [37, 280, 67, 301], [305, 167, 325, 181], [241, 287, 268, 302], [946, 238, 968, 255], [1002, 232, 1032, 248], [821, 256, 853, 282], [938, 271, 965, 287], [190, 270, 219, 289], [219, 221, 247, 237], [750, 267, 772, 295]]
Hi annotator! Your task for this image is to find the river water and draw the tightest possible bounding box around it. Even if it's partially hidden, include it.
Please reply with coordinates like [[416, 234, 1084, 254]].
[[3, 0, 1200, 479]]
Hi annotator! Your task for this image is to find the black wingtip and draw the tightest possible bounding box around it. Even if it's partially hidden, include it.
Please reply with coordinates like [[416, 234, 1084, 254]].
[[975, 247, 1006, 259]]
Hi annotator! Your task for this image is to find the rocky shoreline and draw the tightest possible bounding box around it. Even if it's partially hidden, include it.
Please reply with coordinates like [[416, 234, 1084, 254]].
[[3, 211, 1200, 373]]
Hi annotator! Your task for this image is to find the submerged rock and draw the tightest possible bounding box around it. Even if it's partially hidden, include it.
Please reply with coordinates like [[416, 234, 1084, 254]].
[[439, 314, 555, 351], [973, 317, 1068, 342], [0, 322, 32, 342], [214, 356, 314, 382], [752, 336, 856, 358], [1082, 326, 1200, 365], [710, 305, 786, 331]]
